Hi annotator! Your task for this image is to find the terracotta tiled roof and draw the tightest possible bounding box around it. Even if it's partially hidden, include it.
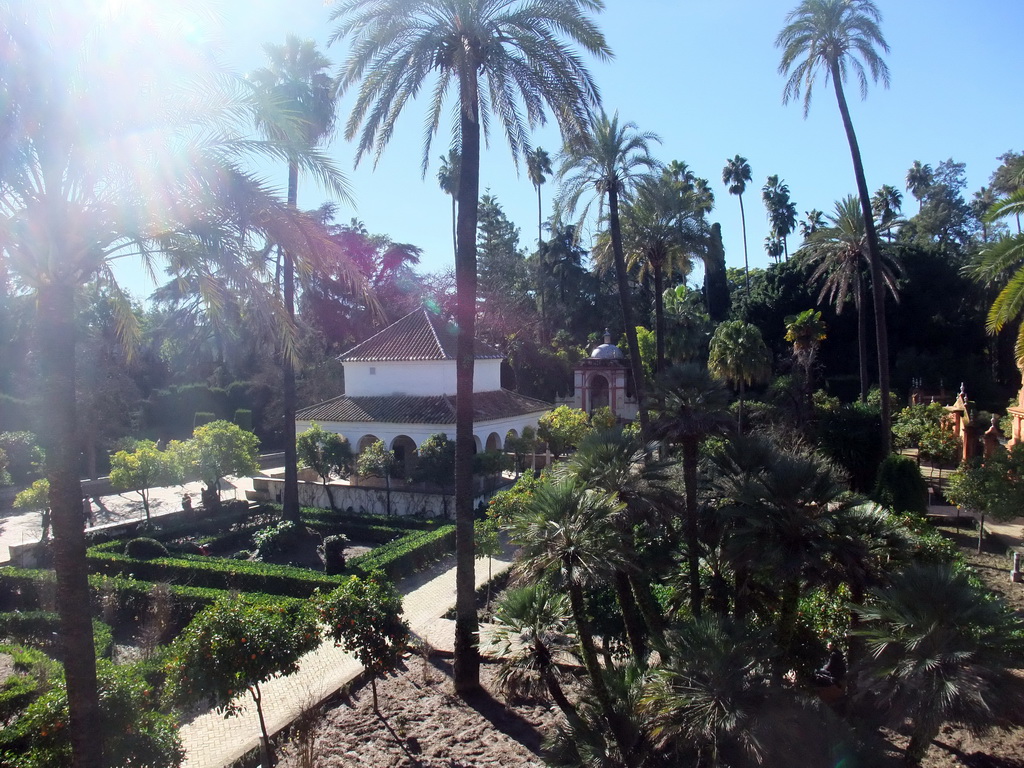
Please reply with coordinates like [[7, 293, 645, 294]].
[[339, 308, 503, 362], [297, 389, 552, 425]]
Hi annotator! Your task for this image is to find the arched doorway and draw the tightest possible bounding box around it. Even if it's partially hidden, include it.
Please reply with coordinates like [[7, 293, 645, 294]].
[[390, 435, 417, 479], [589, 374, 610, 412], [485, 432, 502, 452]]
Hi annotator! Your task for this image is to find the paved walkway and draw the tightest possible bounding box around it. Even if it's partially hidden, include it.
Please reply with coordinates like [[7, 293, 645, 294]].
[[179, 553, 513, 768], [0, 477, 252, 564]]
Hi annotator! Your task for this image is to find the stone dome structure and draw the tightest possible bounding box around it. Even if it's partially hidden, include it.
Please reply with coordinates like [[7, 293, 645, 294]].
[[590, 329, 624, 360]]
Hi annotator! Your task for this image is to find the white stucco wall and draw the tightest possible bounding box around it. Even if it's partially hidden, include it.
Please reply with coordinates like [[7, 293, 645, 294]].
[[297, 410, 547, 455], [344, 359, 503, 397]]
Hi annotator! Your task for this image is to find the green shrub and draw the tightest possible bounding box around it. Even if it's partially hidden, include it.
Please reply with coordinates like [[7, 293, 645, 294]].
[[348, 525, 456, 581], [814, 402, 886, 492], [321, 535, 349, 575], [232, 408, 253, 432], [251, 520, 305, 561], [873, 454, 928, 514], [0, 660, 183, 768], [0, 644, 61, 724], [0, 431, 44, 485], [125, 538, 170, 559]]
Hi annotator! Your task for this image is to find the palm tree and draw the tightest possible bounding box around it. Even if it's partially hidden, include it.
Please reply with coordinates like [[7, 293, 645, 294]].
[[250, 36, 343, 524], [854, 564, 1024, 765], [619, 173, 704, 373], [558, 111, 659, 431], [526, 146, 552, 250], [803, 195, 900, 402], [437, 148, 461, 257], [508, 477, 640, 764], [762, 174, 798, 258], [488, 583, 584, 729], [652, 363, 732, 616], [0, 5, 344, 765], [722, 155, 753, 295], [969, 187, 1024, 360], [871, 183, 902, 240], [708, 320, 772, 433], [970, 185, 998, 242], [800, 208, 826, 239], [331, 0, 609, 693], [641, 617, 783, 767], [777, 0, 894, 453], [784, 309, 827, 418], [564, 427, 674, 663], [905, 160, 934, 213], [717, 437, 855, 664]]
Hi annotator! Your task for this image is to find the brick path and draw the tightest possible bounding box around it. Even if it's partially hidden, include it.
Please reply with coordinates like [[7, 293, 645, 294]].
[[179, 554, 513, 768]]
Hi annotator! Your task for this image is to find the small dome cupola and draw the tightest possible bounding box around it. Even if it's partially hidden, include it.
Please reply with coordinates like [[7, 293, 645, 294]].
[[590, 328, 624, 360]]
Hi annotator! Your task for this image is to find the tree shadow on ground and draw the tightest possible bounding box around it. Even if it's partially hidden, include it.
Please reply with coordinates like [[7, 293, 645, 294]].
[[934, 738, 1024, 768], [426, 656, 547, 755]]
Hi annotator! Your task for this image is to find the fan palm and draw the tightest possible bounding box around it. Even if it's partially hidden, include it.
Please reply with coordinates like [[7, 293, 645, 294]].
[[437, 148, 461, 257], [489, 583, 583, 728], [527, 146, 553, 249], [717, 437, 854, 664], [871, 183, 903, 240], [803, 194, 900, 402], [557, 111, 660, 432], [777, 0, 894, 451], [250, 36, 346, 523], [854, 564, 1024, 765], [641, 617, 782, 767], [508, 477, 639, 764], [722, 155, 753, 296], [330, 0, 609, 692], [784, 309, 827, 418], [0, 4, 344, 765], [652, 363, 732, 616], [905, 160, 934, 213], [800, 208, 826, 239], [708, 320, 772, 434], [762, 174, 798, 259], [564, 427, 674, 662]]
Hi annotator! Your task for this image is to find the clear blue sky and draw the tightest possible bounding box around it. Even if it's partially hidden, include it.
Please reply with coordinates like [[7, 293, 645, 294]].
[[121, 0, 1022, 298]]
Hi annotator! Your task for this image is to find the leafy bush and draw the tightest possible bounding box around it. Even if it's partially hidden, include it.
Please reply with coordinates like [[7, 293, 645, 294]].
[[0, 612, 111, 659], [251, 520, 305, 561], [321, 535, 349, 575], [125, 538, 170, 559], [0, 644, 61, 723], [0, 432, 44, 486], [814, 402, 886, 492], [348, 525, 455, 581], [0, 660, 183, 768], [873, 454, 928, 514]]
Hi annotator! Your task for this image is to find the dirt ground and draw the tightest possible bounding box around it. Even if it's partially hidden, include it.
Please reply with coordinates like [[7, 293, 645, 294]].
[[278, 526, 1024, 768], [276, 657, 559, 768]]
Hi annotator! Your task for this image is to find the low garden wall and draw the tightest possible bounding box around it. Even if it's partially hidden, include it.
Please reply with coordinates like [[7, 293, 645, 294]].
[[250, 476, 505, 518]]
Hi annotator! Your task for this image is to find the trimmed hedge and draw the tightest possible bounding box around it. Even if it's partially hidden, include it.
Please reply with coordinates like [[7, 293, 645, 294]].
[[348, 525, 456, 581], [0, 611, 112, 659], [0, 644, 61, 723], [0, 567, 302, 641], [86, 542, 345, 599]]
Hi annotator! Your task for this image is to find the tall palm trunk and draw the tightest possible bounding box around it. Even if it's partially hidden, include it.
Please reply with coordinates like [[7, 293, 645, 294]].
[[653, 258, 666, 374], [682, 436, 702, 616], [776, 578, 801, 671], [856, 274, 869, 403], [613, 570, 647, 666], [453, 63, 481, 693], [566, 577, 637, 767], [282, 159, 300, 522], [738, 193, 750, 297], [38, 281, 103, 768], [831, 64, 890, 453], [608, 188, 650, 433], [738, 379, 746, 434]]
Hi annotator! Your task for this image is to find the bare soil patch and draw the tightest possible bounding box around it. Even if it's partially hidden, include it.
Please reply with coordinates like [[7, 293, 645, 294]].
[[277, 656, 560, 768]]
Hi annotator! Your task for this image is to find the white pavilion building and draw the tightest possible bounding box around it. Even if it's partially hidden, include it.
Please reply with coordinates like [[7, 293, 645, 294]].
[[296, 307, 552, 476]]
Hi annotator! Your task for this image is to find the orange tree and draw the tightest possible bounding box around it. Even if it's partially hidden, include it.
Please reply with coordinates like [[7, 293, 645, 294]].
[[165, 597, 319, 763], [316, 574, 409, 712]]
